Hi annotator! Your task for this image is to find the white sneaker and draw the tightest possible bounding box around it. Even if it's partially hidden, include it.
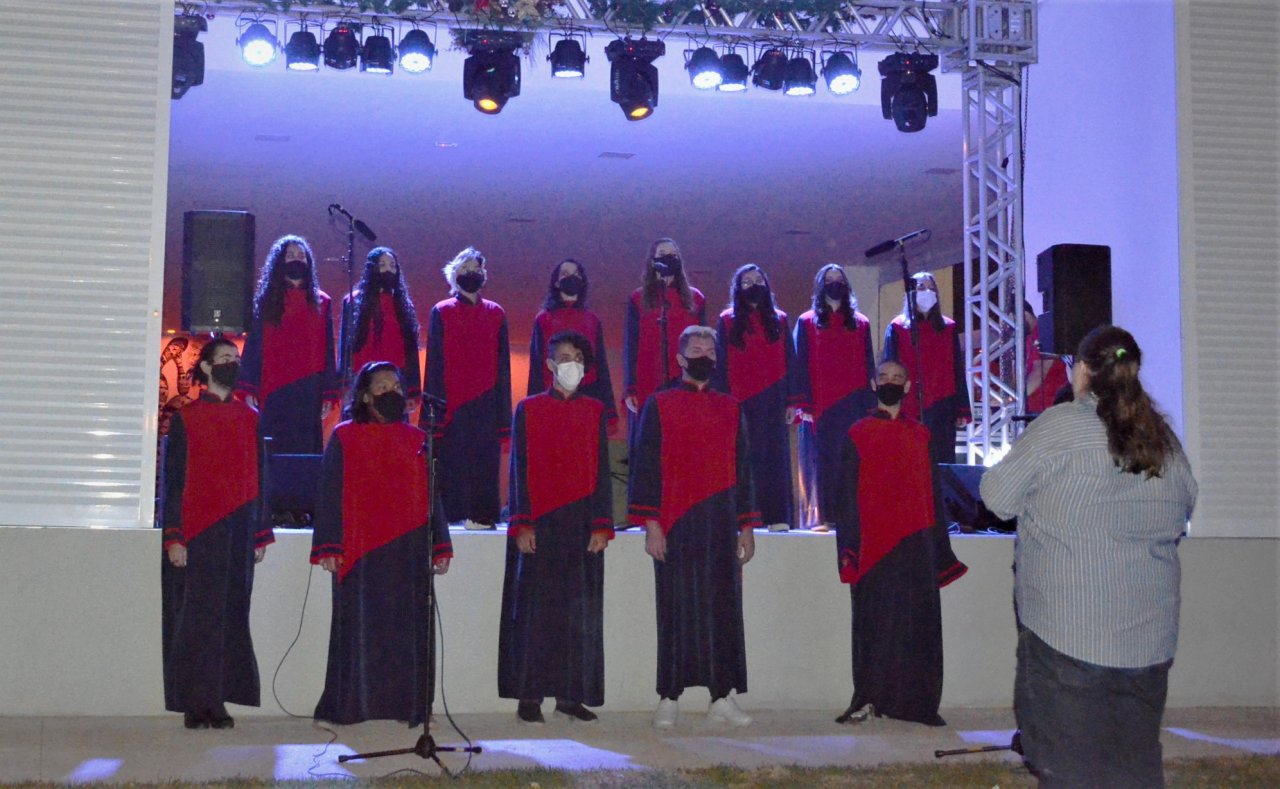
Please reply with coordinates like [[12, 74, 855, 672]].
[[767, 522, 791, 532], [463, 519, 494, 531], [653, 698, 678, 729], [708, 696, 752, 727]]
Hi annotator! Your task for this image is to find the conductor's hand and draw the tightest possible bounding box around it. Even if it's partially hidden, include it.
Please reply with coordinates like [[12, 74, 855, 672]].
[[587, 532, 609, 554], [645, 520, 666, 562], [433, 557, 451, 575], [167, 543, 187, 568], [254, 546, 266, 564], [738, 528, 756, 566], [319, 556, 341, 574], [625, 395, 639, 414], [516, 528, 537, 555], [797, 409, 814, 423]]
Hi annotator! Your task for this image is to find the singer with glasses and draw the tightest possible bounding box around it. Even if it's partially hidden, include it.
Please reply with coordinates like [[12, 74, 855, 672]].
[[311, 361, 452, 727], [338, 247, 422, 417]]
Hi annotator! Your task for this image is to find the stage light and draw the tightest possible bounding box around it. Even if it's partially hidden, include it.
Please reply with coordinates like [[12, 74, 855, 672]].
[[783, 55, 817, 96], [172, 13, 206, 99], [686, 46, 722, 90], [361, 33, 395, 74], [878, 51, 939, 132], [464, 50, 521, 114], [238, 22, 278, 67], [717, 52, 749, 92], [324, 24, 360, 70], [399, 29, 436, 73], [549, 38, 587, 78], [822, 51, 861, 95], [752, 47, 787, 91], [284, 30, 320, 71], [606, 38, 665, 121]]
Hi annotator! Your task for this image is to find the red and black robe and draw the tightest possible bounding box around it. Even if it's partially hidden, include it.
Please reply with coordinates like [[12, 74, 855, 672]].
[[627, 383, 758, 699], [499, 391, 613, 706], [239, 288, 339, 454], [161, 392, 273, 715], [310, 419, 453, 726], [883, 314, 970, 464], [622, 286, 706, 448], [527, 304, 618, 429], [1025, 325, 1069, 413], [714, 308, 799, 528], [423, 294, 511, 525], [832, 410, 968, 725], [339, 290, 422, 400], [792, 309, 876, 527]]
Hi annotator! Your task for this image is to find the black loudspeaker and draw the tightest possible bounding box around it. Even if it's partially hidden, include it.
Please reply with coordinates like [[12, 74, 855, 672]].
[[937, 464, 1017, 534], [182, 210, 255, 333], [1036, 244, 1111, 355]]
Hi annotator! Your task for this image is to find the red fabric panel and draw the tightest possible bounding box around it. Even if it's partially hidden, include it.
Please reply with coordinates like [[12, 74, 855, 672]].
[[522, 393, 602, 521], [532, 307, 603, 392], [802, 310, 872, 418], [847, 414, 936, 584], [438, 297, 504, 423], [889, 316, 958, 418], [261, 289, 330, 399], [352, 293, 408, 372], [656, 388, 738, 533], [179, 399, 259, 543], [722, 308, 788, 403], [336, 421, 429, 582], [632, 287, 704, 405]]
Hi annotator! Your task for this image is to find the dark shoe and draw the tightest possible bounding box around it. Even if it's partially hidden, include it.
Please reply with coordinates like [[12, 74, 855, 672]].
[[835, 701, 874, 725], [517, 701, 544, 724], [183, 711, 209, 730], [208, 704, 235, 729], [554, 701, 598, 722]]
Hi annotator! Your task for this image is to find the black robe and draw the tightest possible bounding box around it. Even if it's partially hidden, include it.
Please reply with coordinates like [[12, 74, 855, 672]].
[[311, 420, 452, 726], [162, 393, 273, 714], [628, 383, 758, 699], [832, 410, 968, 725], [498, 391, 613, 705]]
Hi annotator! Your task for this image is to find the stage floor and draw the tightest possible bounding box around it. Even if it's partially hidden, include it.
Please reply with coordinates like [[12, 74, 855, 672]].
[[3, 707, 1276, 783]]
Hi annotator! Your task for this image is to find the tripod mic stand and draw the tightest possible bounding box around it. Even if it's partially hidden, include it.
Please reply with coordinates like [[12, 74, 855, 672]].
[[897, 244, 927, 421], [338, 397, 482, 772]]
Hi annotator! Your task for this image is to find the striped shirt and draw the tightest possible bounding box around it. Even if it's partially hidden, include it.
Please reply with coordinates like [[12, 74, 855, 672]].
[[980, 397, 1197, 668]]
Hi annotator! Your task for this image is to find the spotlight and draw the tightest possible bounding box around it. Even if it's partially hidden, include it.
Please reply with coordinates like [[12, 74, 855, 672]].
[[685, 46, 722, 90], [464, 51, 521, 114], [606, 38, 664, 121], [172, 14, 206, 99], [399, 29, 435, 73], [549, 38, 587, 78], [361, 32, 395, 74], [822, 51, 861, 95], [238, 22, 278, 67], [783, 55, 817, 96], [878, 51, 939, 132], [717, 52, 749, 92], [324, 23, 360, 70], [284, 30, 320, 72], [752, 47, 787, 91]]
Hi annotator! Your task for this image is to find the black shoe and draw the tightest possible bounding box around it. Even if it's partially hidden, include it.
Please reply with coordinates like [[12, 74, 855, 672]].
[[208, 704, 235, 729], [183, 711, 209, 730], [835, 701, 874, 725], [554, 701, 598, 722], [517, 701, 544, 724]]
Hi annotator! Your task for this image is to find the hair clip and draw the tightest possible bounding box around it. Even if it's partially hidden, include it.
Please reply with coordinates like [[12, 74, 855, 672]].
[[1115, 348, 1128, 359]]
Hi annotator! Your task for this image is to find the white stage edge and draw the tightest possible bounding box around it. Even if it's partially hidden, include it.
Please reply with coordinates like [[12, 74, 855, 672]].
[[1, 527, 1275, 717]]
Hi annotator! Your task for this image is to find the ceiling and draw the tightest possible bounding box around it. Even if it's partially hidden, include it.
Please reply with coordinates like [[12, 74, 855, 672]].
[[163, 13, 966, 343]]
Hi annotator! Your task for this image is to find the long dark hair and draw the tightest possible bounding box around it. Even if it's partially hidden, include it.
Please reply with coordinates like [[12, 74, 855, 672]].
[[347, 361, 403, 424], [190, 337, 237, 386], [1077, 325, 1178, 478], [727, 264, 781, 348], [254, 235, 320, 325], [903, 271, 945, 332], [353, 246, 419, 352], [641, 237, 694, 311], [811, 263, 858, 331], [542, 258, 590, 310]]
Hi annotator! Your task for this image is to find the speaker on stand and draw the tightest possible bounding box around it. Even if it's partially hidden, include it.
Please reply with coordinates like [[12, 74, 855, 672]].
[[1036, 243, 1111, 356], [182, 210, 255, 334]]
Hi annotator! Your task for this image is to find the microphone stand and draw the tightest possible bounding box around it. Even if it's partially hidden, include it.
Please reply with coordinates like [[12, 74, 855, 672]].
[[329, 205, 357, 386], [338, 397, 482, 771], [898, 244, 927, 421]]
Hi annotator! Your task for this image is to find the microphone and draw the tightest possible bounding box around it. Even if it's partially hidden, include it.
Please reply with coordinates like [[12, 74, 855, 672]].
[[354, 219, 377, 243], [864, 228, 930, 258], [327, 203, 351, 219]]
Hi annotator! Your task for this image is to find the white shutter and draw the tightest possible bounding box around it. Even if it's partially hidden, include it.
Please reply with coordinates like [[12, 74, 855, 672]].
[[0, 1, 170, 528], [1177, 0, 1280, 537]]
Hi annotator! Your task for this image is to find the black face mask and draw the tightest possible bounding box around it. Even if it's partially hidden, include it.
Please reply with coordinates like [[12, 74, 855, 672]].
[[210, 361, 239, 389], [375, 270, 399, 291], [876, 383, 906, 407], [283, 260, 308, 281], [683, 355, 715, 382], [743, 284, 767, 304], [653, 254, 682, 277], [823, 281, 849, 302], [371, 390, 406, 422], [456, 271, 484, 294], [558, 275, 584, 297]]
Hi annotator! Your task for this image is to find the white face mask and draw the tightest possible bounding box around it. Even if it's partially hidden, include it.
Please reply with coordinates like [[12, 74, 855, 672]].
[[554, 361, 585, 393], [914, 289, 938, 313]]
